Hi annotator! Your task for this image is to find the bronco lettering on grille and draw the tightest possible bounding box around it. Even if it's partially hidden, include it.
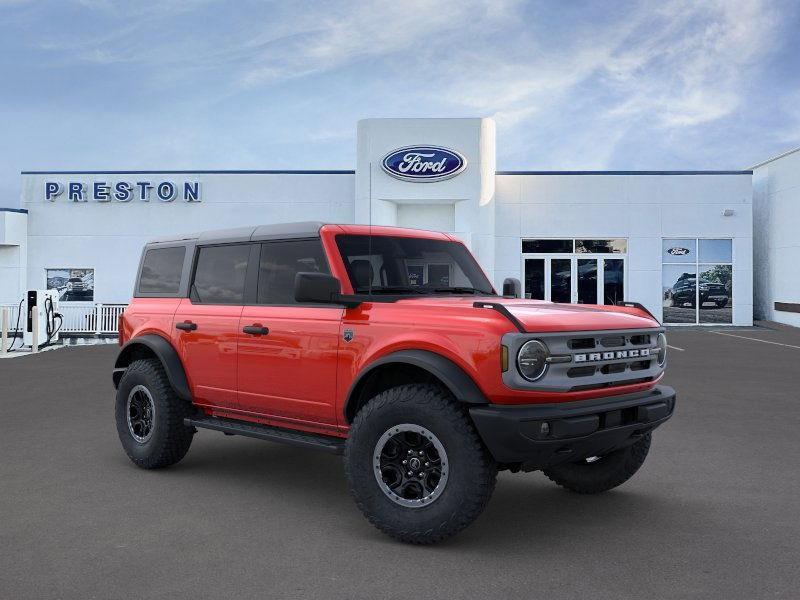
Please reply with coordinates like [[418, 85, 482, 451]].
[[574, 348, 651, 363]]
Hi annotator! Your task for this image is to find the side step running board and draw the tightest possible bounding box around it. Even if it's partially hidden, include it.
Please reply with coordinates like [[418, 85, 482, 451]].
[[184, 416, 345, 455]]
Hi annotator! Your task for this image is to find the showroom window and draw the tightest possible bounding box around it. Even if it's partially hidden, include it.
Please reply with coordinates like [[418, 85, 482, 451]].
[[46, 268, 94, 302], [662, 239, 732, 325], [521, 238, 627, 305]]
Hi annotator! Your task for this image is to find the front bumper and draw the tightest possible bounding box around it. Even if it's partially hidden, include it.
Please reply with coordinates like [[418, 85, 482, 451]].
[[469, 385, 676, 471]]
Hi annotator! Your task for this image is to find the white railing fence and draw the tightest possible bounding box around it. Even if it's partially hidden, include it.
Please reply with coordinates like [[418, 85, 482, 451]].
[[0, 302, 127, 335]]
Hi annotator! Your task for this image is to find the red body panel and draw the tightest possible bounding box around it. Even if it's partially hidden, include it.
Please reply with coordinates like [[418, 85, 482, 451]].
[[333, 296, 659, 420], [121, 224, 662, 437], [236, 305, 342, 431], [172, 298, 242, 409], [120, 297, 181, 345]]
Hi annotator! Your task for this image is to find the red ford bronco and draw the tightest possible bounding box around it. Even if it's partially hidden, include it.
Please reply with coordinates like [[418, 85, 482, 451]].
[[113, 222, 675, 544]]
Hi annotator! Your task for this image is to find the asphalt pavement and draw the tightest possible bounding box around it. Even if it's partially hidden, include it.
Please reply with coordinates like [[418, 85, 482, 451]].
[[1, 325, 799, 599]]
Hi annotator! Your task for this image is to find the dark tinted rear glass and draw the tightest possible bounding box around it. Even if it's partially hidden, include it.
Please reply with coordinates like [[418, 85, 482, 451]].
[[521, 239, 573, 253], [258, 239, 329, 304], [192, 244, 250, 304], [139, 246, 186, 295]]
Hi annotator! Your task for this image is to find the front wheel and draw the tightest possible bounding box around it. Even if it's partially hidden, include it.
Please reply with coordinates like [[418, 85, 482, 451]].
[[543, 433, 651, 494], [345, 384, 497, 544]]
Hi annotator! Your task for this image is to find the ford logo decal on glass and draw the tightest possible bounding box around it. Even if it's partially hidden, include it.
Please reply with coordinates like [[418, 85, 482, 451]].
[[667, 247, 691, 256], [381, 145, 467, 182]]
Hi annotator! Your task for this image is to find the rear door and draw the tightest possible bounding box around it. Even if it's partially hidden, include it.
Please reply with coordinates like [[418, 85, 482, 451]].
[[237, 238, 342, 428], [172, 243, 256, 410]]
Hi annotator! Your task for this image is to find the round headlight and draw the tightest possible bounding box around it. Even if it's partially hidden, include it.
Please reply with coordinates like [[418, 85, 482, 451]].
[[656, 332, 667, 367], [517, 340, 549, 381]]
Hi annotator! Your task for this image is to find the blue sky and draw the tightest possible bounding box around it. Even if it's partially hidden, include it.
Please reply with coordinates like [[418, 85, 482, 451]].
[[1, 0, 799, 207]]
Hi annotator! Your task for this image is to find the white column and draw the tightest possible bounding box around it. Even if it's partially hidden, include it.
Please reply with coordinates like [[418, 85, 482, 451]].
[[1, 307, 8, 353], [95, 303, 103, 335], [31, 306, 38, 353]]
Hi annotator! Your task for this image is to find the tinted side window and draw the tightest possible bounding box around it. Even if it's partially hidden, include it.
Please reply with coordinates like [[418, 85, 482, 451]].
[[258, 239, 329, 304], [139, 246, 186, 295], [192, 244, 250, 304]]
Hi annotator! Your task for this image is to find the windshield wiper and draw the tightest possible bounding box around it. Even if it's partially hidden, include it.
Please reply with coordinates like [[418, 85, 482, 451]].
[[433, 287, 494, 295], [355, 286, 427, 295]]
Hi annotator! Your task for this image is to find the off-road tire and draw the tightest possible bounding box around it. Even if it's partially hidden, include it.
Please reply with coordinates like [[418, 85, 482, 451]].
[[543, 433, 651, 494], [115, 358, 194, 469], [345, 384, 497, 544]]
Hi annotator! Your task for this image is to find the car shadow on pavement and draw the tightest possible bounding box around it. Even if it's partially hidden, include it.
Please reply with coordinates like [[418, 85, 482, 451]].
[[141, 432, 714, 552]]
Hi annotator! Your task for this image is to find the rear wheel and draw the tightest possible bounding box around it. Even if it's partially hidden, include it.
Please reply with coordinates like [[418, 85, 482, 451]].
[[115, 358, 194, 469], [345, 384, 497, 544], [543, 434, 651, 494]]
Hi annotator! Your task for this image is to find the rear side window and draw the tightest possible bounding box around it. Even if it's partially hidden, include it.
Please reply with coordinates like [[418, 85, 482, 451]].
[[138, 246, 186, 295], [258, 239, 329, 304], [192, 244, 250, 304]]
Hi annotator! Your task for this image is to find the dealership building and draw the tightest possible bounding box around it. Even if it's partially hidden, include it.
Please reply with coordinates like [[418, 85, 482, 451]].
[[3, 117, 796, 333]]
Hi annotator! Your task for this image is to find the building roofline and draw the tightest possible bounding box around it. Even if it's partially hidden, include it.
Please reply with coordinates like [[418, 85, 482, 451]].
[[20, 170, 356, 175], [21, 169, 753, 177], [748, 146, 800, 170], [496, 170, 752, 176]]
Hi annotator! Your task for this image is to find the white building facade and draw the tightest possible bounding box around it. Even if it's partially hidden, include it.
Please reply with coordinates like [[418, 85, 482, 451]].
[[753, 147, 800, 328], [2, 118, 755, 328]]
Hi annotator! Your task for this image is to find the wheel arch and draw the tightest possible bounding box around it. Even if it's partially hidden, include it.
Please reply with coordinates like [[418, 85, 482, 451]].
[[113, 334, 192, 402], [344, 349, 487, 424]]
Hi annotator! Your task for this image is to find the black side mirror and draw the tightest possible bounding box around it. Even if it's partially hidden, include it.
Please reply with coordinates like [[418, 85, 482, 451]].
[[295, 272, 342, 303], [502, 277, 521, 298]]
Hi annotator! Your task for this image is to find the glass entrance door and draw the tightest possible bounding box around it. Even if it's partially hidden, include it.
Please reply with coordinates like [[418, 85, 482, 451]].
[[523, 256, 625, 305]]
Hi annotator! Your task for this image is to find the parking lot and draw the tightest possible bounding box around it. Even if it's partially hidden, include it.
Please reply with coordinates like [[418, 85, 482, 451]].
[[2, 325, 799, 600]]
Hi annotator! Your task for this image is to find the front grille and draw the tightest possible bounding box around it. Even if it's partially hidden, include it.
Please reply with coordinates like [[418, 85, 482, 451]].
[[568, 338, 595, 350], [569, 376, 654, 392], [600, 363, 626, 375], [568, 366, 596, 378], [502, 327, 664, 393]]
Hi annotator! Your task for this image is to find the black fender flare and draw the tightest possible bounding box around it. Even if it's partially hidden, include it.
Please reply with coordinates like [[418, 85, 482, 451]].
[[344, 349, 487, 423], [112, 334, 192, 402]]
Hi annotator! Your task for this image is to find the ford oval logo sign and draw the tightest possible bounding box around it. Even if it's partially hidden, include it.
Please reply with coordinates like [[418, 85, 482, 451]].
[[381, 145, 467, 182], [667, 247, 691, 256]]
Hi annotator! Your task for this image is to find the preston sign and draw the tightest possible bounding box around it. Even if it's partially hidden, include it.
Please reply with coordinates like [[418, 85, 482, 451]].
[[381, 145, 467, 182], [44, 180, 201, 203]]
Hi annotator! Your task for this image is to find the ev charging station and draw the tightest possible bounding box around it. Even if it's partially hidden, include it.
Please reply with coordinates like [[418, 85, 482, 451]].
[[23, 289, 62, 349]]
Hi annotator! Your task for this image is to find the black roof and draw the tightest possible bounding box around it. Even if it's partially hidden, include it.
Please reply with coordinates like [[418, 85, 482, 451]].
[[148, 221, 327, 245]]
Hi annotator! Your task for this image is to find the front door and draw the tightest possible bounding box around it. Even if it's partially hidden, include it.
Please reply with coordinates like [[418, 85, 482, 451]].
[[237, 239, 342, 428], [172, 243, 254, 409], [523, 256, 625, 305]]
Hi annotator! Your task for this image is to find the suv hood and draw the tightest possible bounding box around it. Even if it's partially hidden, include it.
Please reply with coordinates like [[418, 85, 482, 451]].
[[395, 296, 659, 332]]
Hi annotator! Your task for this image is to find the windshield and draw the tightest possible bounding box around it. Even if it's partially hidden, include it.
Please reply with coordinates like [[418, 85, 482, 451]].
[[335, 234, 495, 296]]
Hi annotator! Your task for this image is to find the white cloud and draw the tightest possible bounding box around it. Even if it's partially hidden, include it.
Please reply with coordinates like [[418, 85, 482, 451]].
[[2, 0, 796, 179], [430, 0, 788, 168], [238, 0, 519, 87]]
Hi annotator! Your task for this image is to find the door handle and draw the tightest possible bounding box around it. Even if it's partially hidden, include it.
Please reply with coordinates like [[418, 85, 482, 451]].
[[242, 325, 269, 336], [175, 321, 198, 332]]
